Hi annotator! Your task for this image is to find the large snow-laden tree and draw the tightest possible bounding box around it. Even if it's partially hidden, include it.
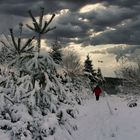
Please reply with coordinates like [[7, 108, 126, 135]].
[[0, 68, 82, 140], [0, 7, 91, 140]]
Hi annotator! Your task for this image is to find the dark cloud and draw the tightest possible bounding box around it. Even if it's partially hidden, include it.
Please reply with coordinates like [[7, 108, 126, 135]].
[[104, 0, 140, 7], [82, 5, 137, 30], [0, 0, 95, 16], [0, 0, 140, 46], [91, 15, 140, 45]]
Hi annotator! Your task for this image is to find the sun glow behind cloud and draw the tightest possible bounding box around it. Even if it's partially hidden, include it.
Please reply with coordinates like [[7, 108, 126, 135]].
[[79, 3, 106, 13], [65, 43, 121, 77]]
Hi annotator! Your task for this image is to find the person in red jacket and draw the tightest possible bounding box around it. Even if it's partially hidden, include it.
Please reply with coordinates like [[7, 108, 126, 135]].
[[93, 85, 102, 101]]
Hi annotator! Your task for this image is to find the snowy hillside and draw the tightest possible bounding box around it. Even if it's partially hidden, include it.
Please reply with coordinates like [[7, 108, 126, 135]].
[[73, 95, 140, 140]]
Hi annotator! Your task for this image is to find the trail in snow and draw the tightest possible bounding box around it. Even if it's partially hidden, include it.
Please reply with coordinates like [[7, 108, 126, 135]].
[[73, 95, 140, 140]]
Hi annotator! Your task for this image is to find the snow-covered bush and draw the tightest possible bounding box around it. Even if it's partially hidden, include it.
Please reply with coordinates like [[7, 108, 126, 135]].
[[116, 56, 140, 95], [0, 69, 85, 140]]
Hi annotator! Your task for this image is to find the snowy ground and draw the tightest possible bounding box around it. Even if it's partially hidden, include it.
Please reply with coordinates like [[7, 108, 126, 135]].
[[73, 95, 140, 140], [1, 94, 140, 140]]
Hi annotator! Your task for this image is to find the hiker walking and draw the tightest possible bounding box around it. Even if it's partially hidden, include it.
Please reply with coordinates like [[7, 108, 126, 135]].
[[93, 85, 102, 101]]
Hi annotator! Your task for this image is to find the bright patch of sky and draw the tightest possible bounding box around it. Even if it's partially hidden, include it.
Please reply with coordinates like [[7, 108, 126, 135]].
[[79, 3, 106, 13], [65, 44, 121, 77]]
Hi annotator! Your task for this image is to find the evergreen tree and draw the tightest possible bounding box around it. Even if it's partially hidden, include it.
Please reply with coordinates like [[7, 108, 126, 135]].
[[26, 7, 56, 53], [96, 67, 104, 86], [97, 68, 102, 78], [51, 38, 62, 64], [84, 54, 97, 85], [25, 8, 57, 87], [0, 23, 35, 77], [0, 7, 92, 140], [84, 54, 96, 76]]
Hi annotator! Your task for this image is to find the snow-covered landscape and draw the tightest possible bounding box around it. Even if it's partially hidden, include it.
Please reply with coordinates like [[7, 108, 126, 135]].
[[0, 1, 140, 140], [1, 93, 140, 140]]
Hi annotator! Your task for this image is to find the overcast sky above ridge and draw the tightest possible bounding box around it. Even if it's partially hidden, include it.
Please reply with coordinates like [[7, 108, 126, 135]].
[[0, 0, 140, 77], [0, 0, 140, 45]]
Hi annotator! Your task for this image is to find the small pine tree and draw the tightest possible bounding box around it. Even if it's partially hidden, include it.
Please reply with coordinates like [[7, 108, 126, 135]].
[[96, 67, 104, 86], [97, 68, 102, 78], [84, 55, 97, 86], [84, 54, 96, 76], [51, 38, 62, 64]]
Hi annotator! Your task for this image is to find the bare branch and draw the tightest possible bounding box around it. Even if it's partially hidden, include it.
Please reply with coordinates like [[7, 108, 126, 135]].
[[28, 10, 40, 31], [39, 7, 44, 28], [9, 28, 18, 50], [0, 40, 14, 53], [41, 21, 47, 33], [47, 14, 55, 26], [26, 24, 35, 31], [21, 36, 35, 52], [18, 23, 23, 51], [4, 95, 14, 105], [44, 26, 56, 33], [3, 34, 14, 48]]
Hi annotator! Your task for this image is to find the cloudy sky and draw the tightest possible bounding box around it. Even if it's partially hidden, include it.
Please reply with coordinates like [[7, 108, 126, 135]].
[[0, 0, 140, 77]]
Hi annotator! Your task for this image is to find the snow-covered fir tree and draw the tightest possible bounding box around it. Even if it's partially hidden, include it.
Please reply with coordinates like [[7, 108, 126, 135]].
[[0, 7, 91, 140], [84, 54, 97, 86], [50, 38, 62, 65], [0, 23, 35, 77]]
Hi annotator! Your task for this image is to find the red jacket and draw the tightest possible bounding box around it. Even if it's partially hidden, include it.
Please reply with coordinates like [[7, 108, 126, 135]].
[[93, 86, 102, 96]]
